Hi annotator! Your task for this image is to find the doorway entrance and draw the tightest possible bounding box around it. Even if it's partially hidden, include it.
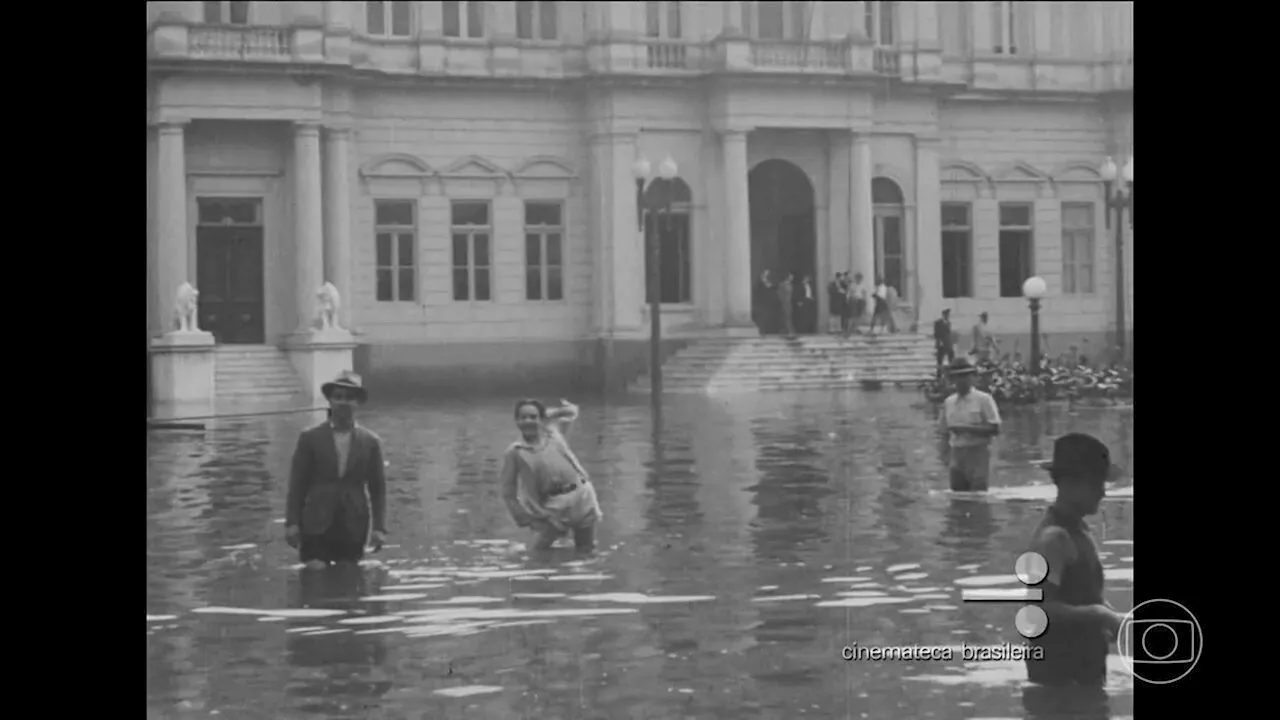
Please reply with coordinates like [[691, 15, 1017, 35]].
[[749, 159, 817, 333], [872, 177, 907, 300], [195, 198, 265, 344]]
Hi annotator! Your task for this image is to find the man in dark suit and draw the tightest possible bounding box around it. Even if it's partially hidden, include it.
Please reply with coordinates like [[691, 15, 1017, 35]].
[[286, 371, 388, 569], [934, 309, 955, 373]]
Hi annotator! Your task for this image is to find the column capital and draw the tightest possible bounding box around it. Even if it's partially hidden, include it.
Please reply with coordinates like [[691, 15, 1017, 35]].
[[324, 126, 353, 140], [852, 132, 874, 146], [913, 134, 943, 147], [152, 119, 190, 135], [719, 129, 750, 141], [587, 132, 636, 146], [294, 121, 323, 136]]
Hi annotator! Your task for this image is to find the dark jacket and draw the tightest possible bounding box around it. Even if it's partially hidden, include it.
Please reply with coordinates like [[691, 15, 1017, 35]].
[[286, 422, 387, 538], [934, 318, 952, 346]]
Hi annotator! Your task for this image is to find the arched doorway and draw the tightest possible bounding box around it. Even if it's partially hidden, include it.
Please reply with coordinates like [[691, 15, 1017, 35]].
[[642, 177, 694, 304], [749, 159, 817, 332], [873, 177, 907, 300]]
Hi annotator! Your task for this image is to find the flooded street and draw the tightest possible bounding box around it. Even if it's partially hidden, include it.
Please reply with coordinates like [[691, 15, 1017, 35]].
[[146, 391, 1133, 720]]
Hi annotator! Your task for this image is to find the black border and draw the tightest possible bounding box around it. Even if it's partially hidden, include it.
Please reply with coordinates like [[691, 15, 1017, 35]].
[[121, 7, 1255, 716]]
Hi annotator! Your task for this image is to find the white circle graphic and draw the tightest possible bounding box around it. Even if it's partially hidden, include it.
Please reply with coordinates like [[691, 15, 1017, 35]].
[[1117, 598, 1202, 685]]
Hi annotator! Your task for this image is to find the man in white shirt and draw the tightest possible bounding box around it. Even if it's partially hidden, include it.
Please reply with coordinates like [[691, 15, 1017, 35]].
[[940, 358, 1001, 491]]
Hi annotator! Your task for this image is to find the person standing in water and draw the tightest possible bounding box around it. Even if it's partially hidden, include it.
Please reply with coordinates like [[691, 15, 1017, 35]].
[[501, 398, 603, 551], [940, 358, 1001, 491], [1022, 433, 1124, 699], [286, 371, 387, 570]]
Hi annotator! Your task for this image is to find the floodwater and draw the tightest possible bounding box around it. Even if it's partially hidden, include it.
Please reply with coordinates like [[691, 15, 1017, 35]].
[[146, 391, 1134, 720]]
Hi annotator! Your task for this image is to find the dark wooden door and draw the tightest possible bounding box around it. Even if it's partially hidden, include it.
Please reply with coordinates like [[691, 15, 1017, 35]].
[[196, 225, 265, 344]]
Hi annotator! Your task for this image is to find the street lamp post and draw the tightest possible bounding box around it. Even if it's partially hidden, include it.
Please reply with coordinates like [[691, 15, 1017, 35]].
[[1022, 276, 1047, 373], [632, 154, 680, 401], [1100, 156, 1133, 364]]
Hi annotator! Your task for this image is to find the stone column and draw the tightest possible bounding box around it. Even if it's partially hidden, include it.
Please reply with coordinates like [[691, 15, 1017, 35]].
[[1033, 1, 1053, 56], [851, 134, 876, 284], [827, 131, 852, 277], [914, 137, 944, 323], [722, 130, 753, 327], [155, 121, 189, 337], [587, 132, 642, 333], [323, 127, 353, 329], [973, 1, 993, 54], [294, 122, 325, 334]]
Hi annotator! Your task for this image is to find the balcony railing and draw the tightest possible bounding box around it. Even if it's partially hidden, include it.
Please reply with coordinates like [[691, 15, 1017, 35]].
[[873, 48, 900, 76], [188, 25, 292, 60], [645, 40, 691, 71], [750, 40, 848, 71]]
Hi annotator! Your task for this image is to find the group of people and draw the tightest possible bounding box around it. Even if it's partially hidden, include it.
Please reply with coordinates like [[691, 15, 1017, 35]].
[[281, 369, 1124, 692], [752, 271, 817, 337], [828, 272, 901, 336], [750, 269, 906, 339], [285, 371, 602, 572]]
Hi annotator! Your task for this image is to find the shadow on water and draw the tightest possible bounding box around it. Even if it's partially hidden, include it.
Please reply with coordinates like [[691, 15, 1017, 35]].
[[147, 391, 1134, 719]]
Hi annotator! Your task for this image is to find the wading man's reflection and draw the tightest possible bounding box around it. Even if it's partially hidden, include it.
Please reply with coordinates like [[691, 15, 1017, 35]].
[[284, 564, 392, 716]]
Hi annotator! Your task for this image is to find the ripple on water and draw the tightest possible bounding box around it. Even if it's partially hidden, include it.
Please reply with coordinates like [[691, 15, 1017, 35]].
[[886, 563, 921, 574], [816, 597, 914, 608], [338, 615, 404, 625], [419, 596, 506, 605], [569, 593, 717, 604], [514, 574, 614, 582], [434, 685, 504, 698], [512, 593, 568, 600], [191, 607, 346, 619], [835, 591, 889, 598], [1104, 568, 1133, 582], [147, 615, 178, 622], [379, 584, 447, 591], [820, 576, 872, 583], [360, 593, 428, 602], [895, 572, 929, 581], [752, 594, 820, 603], [953, 574, 1019, 587]]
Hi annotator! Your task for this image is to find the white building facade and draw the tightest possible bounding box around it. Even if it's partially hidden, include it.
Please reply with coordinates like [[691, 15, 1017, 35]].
[[147, 1, 1134, 393]]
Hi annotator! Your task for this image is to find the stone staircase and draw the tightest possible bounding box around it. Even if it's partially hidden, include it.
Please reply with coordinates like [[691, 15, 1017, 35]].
[[214, 345, 307, 405], [630, 333, 938, 394]]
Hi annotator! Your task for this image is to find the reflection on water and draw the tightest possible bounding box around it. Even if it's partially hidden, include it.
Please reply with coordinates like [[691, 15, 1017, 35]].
[[147, 392, 1134, 719]]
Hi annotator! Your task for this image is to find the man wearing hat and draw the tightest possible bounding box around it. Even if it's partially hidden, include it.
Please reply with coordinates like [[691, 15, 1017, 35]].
[[285, 371, 388, 569], [940, 357, 1001, 491], [1023, 433, 1125, 689]]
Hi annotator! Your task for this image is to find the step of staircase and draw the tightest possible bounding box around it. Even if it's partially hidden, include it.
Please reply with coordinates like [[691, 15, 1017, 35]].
[[215, 345, 306, 402], [629, 333, 939, 394]]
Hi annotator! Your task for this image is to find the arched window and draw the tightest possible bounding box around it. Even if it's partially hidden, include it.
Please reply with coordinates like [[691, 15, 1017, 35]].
[[643, 178, 694, 304], [646, 1, 682, 39], [872, 177, 907, 300]]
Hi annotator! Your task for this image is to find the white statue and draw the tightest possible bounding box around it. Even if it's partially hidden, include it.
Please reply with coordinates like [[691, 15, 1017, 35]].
[[316, 282, 343, 331], [173, 282, 200, 333]]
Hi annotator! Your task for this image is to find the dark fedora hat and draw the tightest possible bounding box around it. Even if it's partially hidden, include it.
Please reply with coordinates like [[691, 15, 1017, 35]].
[[321, 370, 367, 403], [1042, 433, 1115, 482], [947, 357, 978, 375]]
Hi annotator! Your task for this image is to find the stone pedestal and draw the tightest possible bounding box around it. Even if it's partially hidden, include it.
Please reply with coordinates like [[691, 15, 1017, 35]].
[[286, 329, 358, 403], [150, 331, 216, 417]]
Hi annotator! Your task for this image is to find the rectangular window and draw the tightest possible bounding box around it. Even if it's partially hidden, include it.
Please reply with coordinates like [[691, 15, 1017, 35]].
[[374, 200, 417, 303], [998, 203, 1034, 298], [367, 1, 412, 37], [991, 0, 1019, 54], [203, 1, 249, 24], [517, 1, 559, 40], [524, 202, 564, 301], [451, 201, 492, 302], [1061, 202, 1096, 294], [941, 202, 973, 299], [645, 1, 682, 39], [443, 1, 487, 38], [865, 1, 896, 46]]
